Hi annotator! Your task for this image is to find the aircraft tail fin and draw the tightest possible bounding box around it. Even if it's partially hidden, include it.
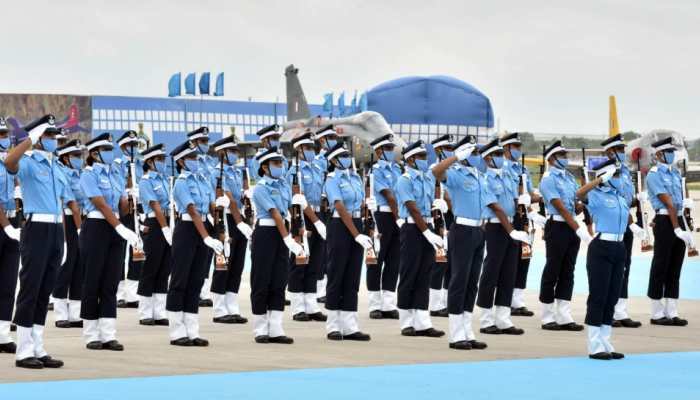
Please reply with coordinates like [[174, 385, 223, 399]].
[[609, 95, 620, 137], [285, 65, 311, 121]]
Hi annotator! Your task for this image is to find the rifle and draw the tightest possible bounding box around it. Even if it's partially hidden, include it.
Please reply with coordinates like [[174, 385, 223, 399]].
[[538, 144, 546, 218], [518, 152, 533, 259], [128, 144, 146, 262], [241, 153, 254, 225], [290, 153, 309, 264], [168, 156, 176, 229], [214, 153, 230, 270], [14, 181, 24, 227], [432, 179, 448, 263], [681, 159, 698, 257], [635, 157, 653, 252], [581, 148, 594, 235], [363, 154, 378, 266]]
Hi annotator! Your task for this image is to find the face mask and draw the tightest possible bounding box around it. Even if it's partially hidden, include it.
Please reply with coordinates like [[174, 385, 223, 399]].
[[197, 143, 209, 154], [303, 150, 315, 161], [491, 156, 504, 169], [382, 150, 394, 161], [99, 150, 114, 165], [442, 150, 454, 160], [41, 138, 57, 153], [467, 154, 481, 169], [326, 139, 337, 149], [226, 153, 238, 165], [662, 151, 675, 164], [184, 159, 199, 172], [415, 159, 429, 172], [154, 160, 166, 173], [69, 157, 83, 169], [615, 151, 626, 163], [510, 149, 522, 161], [269, 165, 284, 179], [0, 137, 10, 150], [269, 140, 280, 149], [338, 157, 352, 170], [554, 157, 569, 169]]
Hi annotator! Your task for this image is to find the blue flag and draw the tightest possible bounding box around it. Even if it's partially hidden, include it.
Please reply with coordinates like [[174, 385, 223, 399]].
[[184, 73, 196, 95], [168, 73, 181, 97], [322, 93, 333, 112], [214, 73, 224, 96], [359, 92, 368, 111], [338, 92, 346, 116], [350, 91, 357, 114], [199, 72, 211, 95]]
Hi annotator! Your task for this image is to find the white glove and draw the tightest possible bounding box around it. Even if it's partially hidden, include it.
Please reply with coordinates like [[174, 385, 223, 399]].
[[674, 228, 693, 246], [455, 144, 475, 161], [432, 198, 448, 214], [127, 187, 139, 200], [313, 220, 327, 240], [13, 186, 22, 200], [510, 229, 530, 243], [28, 123, 46, 144], [244, 189, 254, 199], [683, 198, 694, 211], [396, 218, 405, 229], [291, 193, 308, 210], [518, 193, 531, 207], [629, 224, 647, 241], [60, 241, 67, 265], [422, 229, 444, 249], [203, 236, 224, 254], [528, 211, 547, 227], [283, 234, 304, 256], [365, 197, 377, 212], [215, 196, 230, 208], [3, 225, 20, 241], [115, 224, 139, 245], [599, 169, 614, 183], [236, 222, 253, 240], [354, 234, 373, 250], [161, 226, 173, 246], [637, 192, 649, 203], [576, 226, 593, 243]]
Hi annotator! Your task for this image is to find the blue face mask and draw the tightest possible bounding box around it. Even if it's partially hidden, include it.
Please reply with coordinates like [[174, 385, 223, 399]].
[[99, 150, 114, 165], [555, 157, 569, 169], [442, 150, 454, 160], [197, 143, 209, 154], [269, 140, 280, 149], [415, 159, 429, 172], [510, 149, 522, 161], [615, 151, 626, 163], [338, 157, 352, 169], [269, 165, 284, 179], [42, 138, 57, 153], [467, 154, 481, 169], [0, 137, 10, 150], [226, 153, 238, 165], [154, 160, 165, 173], [184, 159, 199, 172], [303, 150, 315, 161], [491, 156, 504, 169], [663, 151, 675, 164], [382, 150, 394, 161], [326, 139, 337, 149], [69, 157, 83, 169]]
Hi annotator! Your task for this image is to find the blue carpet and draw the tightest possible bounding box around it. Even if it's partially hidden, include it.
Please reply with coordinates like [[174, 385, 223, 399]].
[[1, 352, 698, 400]]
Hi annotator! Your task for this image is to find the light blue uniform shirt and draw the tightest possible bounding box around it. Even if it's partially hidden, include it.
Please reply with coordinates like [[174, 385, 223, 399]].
[[586, 186, 629, 235], [173, 170, 212, 216], [112, 157, 144, 194], [139, 170, 170, 215], [197, 154, 217, 192], [504, 158, 533, 193], [539, 166, 579, 216], [325, 170, 364, 213], [286, 160, 324, 207], [617, 163, 635, 206], [57, 162, 84, 206], [646, 163, 683, 212], [0, 155, 15, 211], [373, 160, 402, 208], [252, 175, 291, 219], [396, 167, 435, 219], [221, 164, 244, 210], [482, 168, 517, 219], [12, 151, 70, 216], [443, 164, 487, 220], [81, 163, 123, 213]]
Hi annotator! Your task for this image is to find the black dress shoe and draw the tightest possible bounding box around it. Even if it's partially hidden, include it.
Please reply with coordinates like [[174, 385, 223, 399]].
[[415, 328, 445, 337], [199, 299, 213, 307], [10, 323, 16, 332], [55, 320, 71, 328], [650, 317, 674, 326], [343, 332, 371, 341], [430, 309, 449, 318], [38, 355, 64, 368], [139, 318, 155, 326], [369, 310, 384, 319], [671, 317, 688, 326], [589, 352, 612, 360], [16, 357, 43, 369], [449, 341, 472, 350], [269, 335, 294, 344], [86, 341, 103, 350], [469, 340, 488, 350], [102, 340, 124, 351], [191, 338, 209, 347], [213, 315, 237, 324], [611, 352, 625, 360], [126, 301, 139, 308], [117, 299, 128, 308], [293, 312, 310, 322], [480, 325, 502, 335], [307, 312, 327, 322], [327, 331, 343, 341], [542, 322, 560, 330], [611, 320, 622, 328], [230, 314, 248, 324], [511, 307, 535, 317], [154, 319, 169, 326], [381, 310, 399, 319], [69, 320, 84, 328], [170, 337, 192, 346], [316, 296, 326, 304], [500, 326, 525, 335], [617, 318, 642, 328], [0, 342, 17, 353], [401, 327, 417, 336], [284, 299, 291, 306], [558, 322, 584, 331], [255, 335, 270, 344]]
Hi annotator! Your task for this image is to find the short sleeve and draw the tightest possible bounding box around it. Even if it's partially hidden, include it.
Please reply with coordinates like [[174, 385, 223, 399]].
[[174, 179, 194, 211], [444, 168, 458, 189], [80, 171, 103, 199], [586, 190, 602, 214], [646, 172, 666, 197], [540, 175, 560, 202], [482, 176, 498, 206], [373, 168, 391, 193], [396, 176, 415, 205], [252, 184, 276, 213], [325, 177, 343, 204], [139, 178, 157, 205], [11, 156, 30, 179]]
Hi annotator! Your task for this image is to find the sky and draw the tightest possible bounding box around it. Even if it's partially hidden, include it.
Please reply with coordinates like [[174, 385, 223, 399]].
[[2, 0, 699, 136]]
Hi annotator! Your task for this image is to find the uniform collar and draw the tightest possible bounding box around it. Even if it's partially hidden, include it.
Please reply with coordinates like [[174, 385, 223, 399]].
[[487, 168, 502, 177], [92, 162, 108, 174], [657, 162, 673, 172], [406, 166, 425, 179], [179, 170, 193, 179], [550, 166, 566, 176]]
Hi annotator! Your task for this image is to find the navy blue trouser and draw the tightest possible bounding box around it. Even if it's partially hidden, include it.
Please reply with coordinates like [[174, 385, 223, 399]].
[[120, 212, 143, 281], [447, 224, 484, 314], [138, 218, 172, 297], [167, 221, 209, 314], [620, 228, 633, 299], [325, 218, 364, 311], [287, 215, 323, 294], [53, 216, 82, 300], [211, 215, 248, 295], [477, 222, 519, 309], [585, 238, 625, 326], [398, 223, 435, 310], [366, 211, 400, 293], [539, 220, 580, 304], [0, 216, 20, 321], [250, 225, 288, 315], [648, 215, 686, 300]]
